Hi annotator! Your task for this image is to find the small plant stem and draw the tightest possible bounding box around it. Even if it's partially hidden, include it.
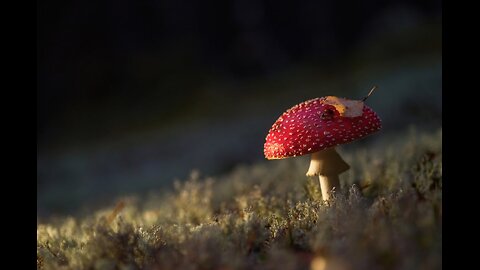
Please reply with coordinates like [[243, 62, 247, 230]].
[[362, 85, 377, 102]]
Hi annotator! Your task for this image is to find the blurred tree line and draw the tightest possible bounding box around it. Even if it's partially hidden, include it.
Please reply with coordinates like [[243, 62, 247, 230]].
[[38, 0, 440, 149]]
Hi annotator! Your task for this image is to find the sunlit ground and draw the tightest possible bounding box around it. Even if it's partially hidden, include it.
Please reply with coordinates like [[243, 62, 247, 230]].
[[37, 127, 441, 270]]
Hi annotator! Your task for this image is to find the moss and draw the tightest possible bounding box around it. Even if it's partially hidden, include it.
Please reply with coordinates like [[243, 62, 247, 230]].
[[37, 128, 442, 270]]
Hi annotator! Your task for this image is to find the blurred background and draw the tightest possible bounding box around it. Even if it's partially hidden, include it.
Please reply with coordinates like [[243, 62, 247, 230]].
[[37, 0, 441, 218]]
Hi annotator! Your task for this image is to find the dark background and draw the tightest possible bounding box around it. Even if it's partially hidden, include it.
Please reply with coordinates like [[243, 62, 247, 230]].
[[37, 0, 442, 218]]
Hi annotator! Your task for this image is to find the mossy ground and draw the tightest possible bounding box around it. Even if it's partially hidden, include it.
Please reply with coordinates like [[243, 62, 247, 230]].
[[37, 128, 441, 270]]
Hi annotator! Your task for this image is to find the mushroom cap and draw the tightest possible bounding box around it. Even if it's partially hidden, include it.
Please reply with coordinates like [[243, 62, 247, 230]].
[[264, 96, 381, 159]]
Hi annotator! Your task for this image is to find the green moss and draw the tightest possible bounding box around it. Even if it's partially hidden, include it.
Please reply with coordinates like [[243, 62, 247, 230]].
[[37, 128, 442, 270]]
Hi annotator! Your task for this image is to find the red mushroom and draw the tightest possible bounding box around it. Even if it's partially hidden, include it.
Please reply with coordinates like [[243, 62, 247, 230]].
[[264, 87, 381, 201]]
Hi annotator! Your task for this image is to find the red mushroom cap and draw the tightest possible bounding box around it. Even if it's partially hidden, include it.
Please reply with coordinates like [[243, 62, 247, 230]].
[[264, 96, 381, 159]]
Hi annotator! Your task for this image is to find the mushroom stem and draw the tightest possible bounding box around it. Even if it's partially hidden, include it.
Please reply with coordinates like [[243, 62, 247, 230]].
[[319, 175, 340, 201], [306, 148, 350, 201]]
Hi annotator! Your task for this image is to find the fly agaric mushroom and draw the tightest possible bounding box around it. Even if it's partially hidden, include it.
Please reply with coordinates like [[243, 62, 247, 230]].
[[264, 87, 381, 201]]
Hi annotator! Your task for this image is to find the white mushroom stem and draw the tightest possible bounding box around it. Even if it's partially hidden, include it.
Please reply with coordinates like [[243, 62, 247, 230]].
[[306, 148, 350, 201], [318, 175, 340, 202]]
